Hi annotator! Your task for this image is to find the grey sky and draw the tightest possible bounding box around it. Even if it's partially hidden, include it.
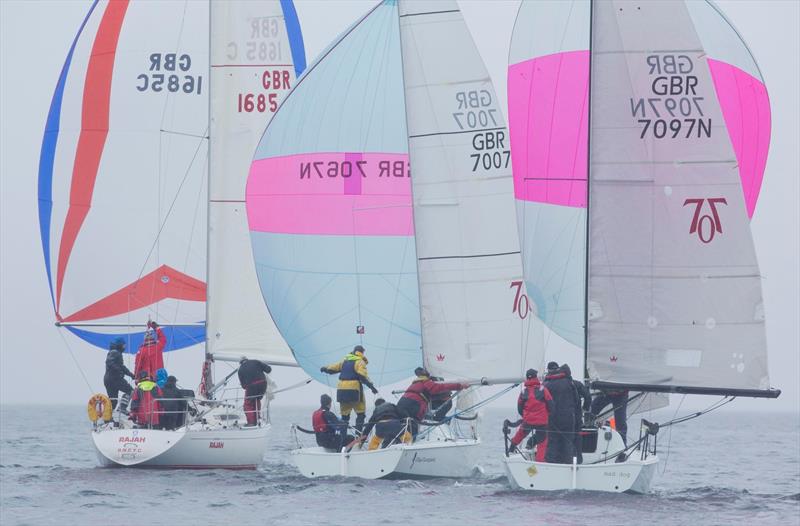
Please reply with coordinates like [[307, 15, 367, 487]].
[[1, 0, 797, 415]]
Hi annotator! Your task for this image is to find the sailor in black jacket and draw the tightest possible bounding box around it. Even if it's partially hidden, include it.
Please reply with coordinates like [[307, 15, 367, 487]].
[[104, 338, 134, 411], [543, 362, 578, 464]]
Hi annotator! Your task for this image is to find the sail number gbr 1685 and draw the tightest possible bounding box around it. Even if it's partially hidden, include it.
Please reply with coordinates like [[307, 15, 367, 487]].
[[237, 70, 291, 113], [631, 54, 711, 139]]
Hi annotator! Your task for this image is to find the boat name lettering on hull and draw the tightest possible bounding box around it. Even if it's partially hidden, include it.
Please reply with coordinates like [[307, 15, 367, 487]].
[[209, 441, 225, 449], [119, 436, 146, 443]]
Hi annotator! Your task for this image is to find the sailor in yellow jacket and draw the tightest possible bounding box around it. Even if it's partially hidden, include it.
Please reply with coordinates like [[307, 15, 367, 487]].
[[321, 345, 378, 434]]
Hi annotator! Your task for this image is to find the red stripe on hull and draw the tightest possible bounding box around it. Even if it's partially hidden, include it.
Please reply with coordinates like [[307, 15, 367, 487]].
[[55, 0, 130, 312]]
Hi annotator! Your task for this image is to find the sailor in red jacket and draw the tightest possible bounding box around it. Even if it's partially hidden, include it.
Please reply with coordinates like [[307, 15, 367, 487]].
[[396, 368, 468, 437], [510, 369, 554, 461], [129, 371, 163, 428], [134, 320, 166, 380]]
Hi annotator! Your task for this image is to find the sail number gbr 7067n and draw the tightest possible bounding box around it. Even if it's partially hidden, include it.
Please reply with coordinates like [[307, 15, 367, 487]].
[[630, 54, 712, 140]]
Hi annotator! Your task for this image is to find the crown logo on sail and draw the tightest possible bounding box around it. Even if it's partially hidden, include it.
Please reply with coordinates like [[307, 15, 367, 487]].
[[436, 354, 445, 362], [610, 355, 618, 363], [356, 325, 365, 334]]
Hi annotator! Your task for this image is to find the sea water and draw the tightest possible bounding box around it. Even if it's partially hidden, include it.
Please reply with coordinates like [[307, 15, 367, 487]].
[[1, 405, 798, 526]]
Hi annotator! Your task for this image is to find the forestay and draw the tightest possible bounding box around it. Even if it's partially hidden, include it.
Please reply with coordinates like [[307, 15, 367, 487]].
[[587, 0, 771, 390], [38, 0, 208, 352], [246, 1, 420, 385], [399, 0, 540, 382], [208, 0, 305, 364]]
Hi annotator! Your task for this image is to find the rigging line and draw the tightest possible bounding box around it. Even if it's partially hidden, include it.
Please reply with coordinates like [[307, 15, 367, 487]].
[[56, 328, 94, 394], [133, 129, 208, 285], [160, 129, 209, 139], [169, 151, 207, 347], [661, 393, 685, 475]]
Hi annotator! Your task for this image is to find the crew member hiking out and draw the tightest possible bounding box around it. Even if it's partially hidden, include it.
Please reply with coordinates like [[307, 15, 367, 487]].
[[134, 320, 166, 380], [509, 369, 553, 461], [320, 345, 377, 434], [238, 357, 272, 426], [543, 362, 578, 464], [590, 388, 629, 445], [562, 364, 591, 463], [362, 398, 409, 450], [130, 371, 163, 428], [312, 394, 352, 451], [104, 337, 134, 412], [396, 368, 468, 438]]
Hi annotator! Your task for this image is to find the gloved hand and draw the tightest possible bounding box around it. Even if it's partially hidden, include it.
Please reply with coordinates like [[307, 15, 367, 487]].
[[320, 367, 329, 374], [370, 386, 378, 395]]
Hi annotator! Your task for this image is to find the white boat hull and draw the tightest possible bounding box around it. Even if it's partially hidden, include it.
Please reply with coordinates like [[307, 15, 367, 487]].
[[91, 425, 269, 469], [291, 424, 481, 479], [502, 425, 659, 493], [503, 454, 658, 493]]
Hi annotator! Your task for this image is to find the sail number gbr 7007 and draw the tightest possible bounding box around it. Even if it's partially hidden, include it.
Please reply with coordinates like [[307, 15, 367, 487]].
[[631, 54, 712, 140], [452, 90, 511, 172]]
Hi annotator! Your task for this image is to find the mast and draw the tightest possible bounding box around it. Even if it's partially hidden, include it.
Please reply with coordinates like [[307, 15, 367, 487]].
[[582, 0, 594, 383], [202, 0, 214, 394]]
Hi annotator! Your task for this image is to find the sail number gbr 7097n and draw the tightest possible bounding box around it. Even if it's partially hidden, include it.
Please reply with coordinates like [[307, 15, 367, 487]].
[[630, 54, 712, 140]]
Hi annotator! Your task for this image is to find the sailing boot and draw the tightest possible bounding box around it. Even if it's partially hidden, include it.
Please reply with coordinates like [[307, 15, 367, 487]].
[[118, 393, 131, 416], [355, 412, 366, 436]]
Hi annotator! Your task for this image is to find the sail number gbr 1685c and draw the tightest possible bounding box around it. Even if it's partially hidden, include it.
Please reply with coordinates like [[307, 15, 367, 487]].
[[631, 54, 711, 140], [137, 53, 203, 94]]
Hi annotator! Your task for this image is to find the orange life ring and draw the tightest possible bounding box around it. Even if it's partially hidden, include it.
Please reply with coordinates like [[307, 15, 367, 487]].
[[87, 393, 113, 423]]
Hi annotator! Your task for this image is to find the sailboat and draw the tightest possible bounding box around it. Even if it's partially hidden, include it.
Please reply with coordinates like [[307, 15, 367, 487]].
[[246, 0, 541, 479], [38, 0, 305, 468], [503, 0, 779, 492]]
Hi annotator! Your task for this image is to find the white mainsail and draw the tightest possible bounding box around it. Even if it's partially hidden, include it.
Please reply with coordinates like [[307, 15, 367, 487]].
[[399, 0, 541, 382], [586, 0, 771, 392], [208, 0, 304, 364]]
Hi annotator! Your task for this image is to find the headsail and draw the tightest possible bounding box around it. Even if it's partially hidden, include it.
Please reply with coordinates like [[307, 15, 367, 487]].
[[38, 0, 208, 352], [508, 0, 772, 382], [399, 0, 540, 381], [587, 0, 772, 393], [246, 1, 420, 385], [208, 0, 305, 364]]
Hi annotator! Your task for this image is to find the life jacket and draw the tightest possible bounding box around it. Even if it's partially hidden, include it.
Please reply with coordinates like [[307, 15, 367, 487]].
[[338, 353, 362, 381], [517, 377, 552, 426], [131, 380, 162, 425], [312, 408, 328, 433]]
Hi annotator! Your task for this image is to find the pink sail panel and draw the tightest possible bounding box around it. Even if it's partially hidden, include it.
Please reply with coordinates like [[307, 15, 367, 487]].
[[61, 265, 206, 323], [508, 50, 589, 208], [247, 152, 413, 236], [707, 58, 771, 218], [508, 52, 771, 216]]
